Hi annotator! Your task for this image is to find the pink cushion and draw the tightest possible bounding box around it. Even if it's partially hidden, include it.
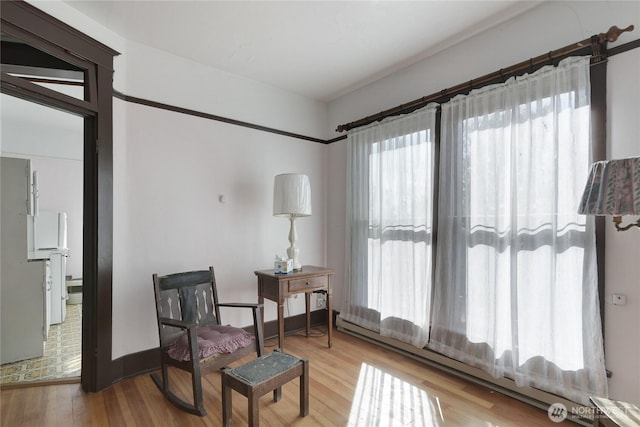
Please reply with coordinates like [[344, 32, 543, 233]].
[[167, 325, 255, 362]]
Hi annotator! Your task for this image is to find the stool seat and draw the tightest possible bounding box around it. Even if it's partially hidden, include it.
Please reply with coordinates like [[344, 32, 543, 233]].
[[222, 349, 309, 427], [227, 350, 300, 384]]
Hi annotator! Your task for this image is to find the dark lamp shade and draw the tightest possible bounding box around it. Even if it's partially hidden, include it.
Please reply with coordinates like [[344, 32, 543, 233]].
[[578, 157, 640, 216]]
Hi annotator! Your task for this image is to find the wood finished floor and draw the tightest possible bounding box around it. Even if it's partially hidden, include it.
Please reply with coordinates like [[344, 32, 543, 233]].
[[1, 330, 559, 426]]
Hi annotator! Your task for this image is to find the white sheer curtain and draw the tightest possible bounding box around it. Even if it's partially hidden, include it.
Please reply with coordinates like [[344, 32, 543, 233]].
[[429, 56, 607, 404], [340, 104, 438, 348]]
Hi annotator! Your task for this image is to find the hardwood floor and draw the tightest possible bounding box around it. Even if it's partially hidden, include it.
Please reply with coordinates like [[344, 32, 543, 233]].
[[1, 330, 557, 426]]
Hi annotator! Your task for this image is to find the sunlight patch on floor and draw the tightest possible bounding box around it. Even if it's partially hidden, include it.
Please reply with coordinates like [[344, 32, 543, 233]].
[[348, 362, 444, 426]]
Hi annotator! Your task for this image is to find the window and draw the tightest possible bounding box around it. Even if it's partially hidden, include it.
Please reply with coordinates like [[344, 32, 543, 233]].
[[343, 57, 607, 404], [343, 105, 437, 348]]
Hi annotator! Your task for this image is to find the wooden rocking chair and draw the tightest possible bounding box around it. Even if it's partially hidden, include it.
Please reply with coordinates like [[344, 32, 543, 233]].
[[151, 266, 265, 416]]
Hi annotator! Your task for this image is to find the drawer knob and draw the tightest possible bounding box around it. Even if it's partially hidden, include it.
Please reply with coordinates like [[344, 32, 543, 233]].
[[306, 281, 311, 286]]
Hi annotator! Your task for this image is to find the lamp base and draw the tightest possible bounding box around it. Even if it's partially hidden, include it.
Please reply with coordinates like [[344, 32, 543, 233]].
[[612, 215, 640, 231], [289, 257, 302, 271], [287, 216, 303, 271]]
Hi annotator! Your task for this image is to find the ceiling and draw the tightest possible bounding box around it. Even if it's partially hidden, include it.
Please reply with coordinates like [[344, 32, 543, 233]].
[[64, 1, 542, 102]]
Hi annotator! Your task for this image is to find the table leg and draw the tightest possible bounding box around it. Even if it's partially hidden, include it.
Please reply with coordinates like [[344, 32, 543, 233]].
[[305, 292, 311, 338], [277, 301, 285, 349], [327, 289, 333, 348], [258, 294, 265, 343]]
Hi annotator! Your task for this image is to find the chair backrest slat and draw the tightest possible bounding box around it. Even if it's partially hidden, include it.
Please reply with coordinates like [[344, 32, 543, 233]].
[[159, 290, 180, 319], [195, 284, 217, 324], [153, 267, 221, 347], [178, 286, 198, 324]]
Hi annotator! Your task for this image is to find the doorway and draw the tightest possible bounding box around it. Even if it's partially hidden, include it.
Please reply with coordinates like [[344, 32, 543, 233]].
[[1, 1, 117, 392], [0, 92, 84, 385]]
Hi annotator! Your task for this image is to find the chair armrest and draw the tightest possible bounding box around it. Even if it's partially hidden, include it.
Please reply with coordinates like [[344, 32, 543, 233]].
[[216, 303, 265, 356], [159, 316, 196, 329], [216, 302, 263, 309]]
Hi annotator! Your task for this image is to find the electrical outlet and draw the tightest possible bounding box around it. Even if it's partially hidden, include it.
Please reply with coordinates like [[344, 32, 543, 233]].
[[609, 293, 627, 305], [316, 294, 326, 308]]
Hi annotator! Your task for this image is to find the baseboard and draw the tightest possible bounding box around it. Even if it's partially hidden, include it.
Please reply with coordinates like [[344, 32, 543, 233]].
[[111, 347, 160, 383], [110, 309, 329, 384], [258, 308, 328, 339], [0, 376, 80, 390]]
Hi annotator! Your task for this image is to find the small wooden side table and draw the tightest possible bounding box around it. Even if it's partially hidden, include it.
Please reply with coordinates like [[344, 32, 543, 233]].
[[221, 349, 309, 427], [254, 265, 334, 350]]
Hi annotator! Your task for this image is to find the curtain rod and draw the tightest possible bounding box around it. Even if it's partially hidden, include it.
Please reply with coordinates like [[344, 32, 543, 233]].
[[336, 25, 634, 133]]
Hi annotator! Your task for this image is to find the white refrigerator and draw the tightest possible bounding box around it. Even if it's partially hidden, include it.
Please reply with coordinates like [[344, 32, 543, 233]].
[[34, 211, 67, 250], [30, 212, 69, 325]]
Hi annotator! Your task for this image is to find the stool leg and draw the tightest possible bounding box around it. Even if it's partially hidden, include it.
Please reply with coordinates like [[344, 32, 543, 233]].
[[273, 386, 282, 402], [221, 370, 232, 427], [248, 388, 259, 427], [300, 359, 309, 417]]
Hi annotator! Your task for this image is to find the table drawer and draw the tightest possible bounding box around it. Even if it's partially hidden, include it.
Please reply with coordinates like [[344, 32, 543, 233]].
[[288, 275, 328, 293]]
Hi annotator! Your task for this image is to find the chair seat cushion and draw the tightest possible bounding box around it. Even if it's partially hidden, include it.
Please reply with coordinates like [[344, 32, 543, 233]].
[[167, 325, 255, 362]]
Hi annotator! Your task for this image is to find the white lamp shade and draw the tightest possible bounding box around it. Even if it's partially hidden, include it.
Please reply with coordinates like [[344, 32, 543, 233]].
[[578, 157, 640, 215], [273, 173, 312, 217]]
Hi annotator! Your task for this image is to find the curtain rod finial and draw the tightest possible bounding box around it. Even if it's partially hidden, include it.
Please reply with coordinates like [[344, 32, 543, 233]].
[[599, 25, 634, 43]]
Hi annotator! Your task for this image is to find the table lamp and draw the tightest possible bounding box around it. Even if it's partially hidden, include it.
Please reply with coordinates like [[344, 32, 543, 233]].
[[273, 173, 312, 270], [578, 157, 640, 231]]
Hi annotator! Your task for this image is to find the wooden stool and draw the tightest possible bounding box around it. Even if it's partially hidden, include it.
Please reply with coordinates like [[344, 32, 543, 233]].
[[221, 349, 309, 426]]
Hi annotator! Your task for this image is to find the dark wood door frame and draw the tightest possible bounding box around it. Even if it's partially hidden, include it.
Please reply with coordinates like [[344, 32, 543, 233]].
[[1, 1, 118, 392]]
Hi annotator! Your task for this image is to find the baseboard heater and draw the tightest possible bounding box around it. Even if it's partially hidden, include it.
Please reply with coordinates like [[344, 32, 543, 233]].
[[336, 316, 592, 426]]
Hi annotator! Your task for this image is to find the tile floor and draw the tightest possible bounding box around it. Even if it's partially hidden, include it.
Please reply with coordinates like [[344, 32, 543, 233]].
[[0, 303, 81, 384]]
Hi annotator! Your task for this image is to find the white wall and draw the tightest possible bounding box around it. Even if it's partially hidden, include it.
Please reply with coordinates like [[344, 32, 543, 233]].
[[605, 48, 640, 403], [108, 41, 329, 361], [326, 1, 640, 404], [29, 158, 83, 278], [112, 98, 327, 357], [0, 93, 83, 161], [119, 41, 329, 140]]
